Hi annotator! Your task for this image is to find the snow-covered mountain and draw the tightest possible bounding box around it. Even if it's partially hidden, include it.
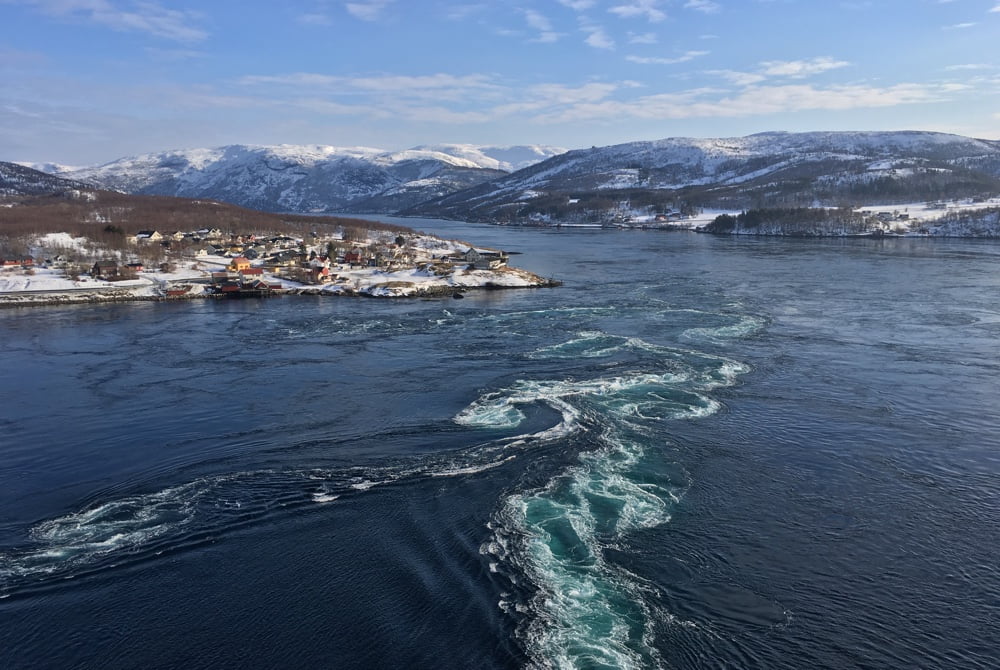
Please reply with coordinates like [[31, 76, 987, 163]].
[[0, 161, 92, 197], [410, 144, 567, 172], [405, 131, 1000, 220], [57, 143, 566, 214]]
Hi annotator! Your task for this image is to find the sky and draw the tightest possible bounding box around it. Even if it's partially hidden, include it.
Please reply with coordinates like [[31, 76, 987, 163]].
[[2, 0, 999, 165]]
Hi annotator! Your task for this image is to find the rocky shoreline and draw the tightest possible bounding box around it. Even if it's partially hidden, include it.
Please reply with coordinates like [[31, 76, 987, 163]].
[[0, 275, 562, 308]]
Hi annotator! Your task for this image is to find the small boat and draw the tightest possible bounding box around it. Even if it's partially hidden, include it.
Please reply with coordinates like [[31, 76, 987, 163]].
[[453, 292, 464, 299]]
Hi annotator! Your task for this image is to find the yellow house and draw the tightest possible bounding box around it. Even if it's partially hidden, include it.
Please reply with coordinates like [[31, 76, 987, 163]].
[[228, 257, 251, 272]]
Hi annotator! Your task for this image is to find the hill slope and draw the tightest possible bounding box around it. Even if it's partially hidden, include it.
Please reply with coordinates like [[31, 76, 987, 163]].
[[56, 144, 565, 214], [403, 131, 1000, 221], [1, 161, 92, 197]]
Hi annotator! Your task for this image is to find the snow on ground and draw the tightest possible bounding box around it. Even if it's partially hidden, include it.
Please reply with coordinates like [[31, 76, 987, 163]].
[[857, 198, 1000, 222], [311, 264, 545, 297], [0, 266, 161, 304], [2, 242, 550, 304], [31, 232, 92, 256], [0, 267, 155, 292]]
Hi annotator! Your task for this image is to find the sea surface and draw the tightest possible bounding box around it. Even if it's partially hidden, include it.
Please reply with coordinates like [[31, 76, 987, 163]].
[[2, 221, 999, 669]]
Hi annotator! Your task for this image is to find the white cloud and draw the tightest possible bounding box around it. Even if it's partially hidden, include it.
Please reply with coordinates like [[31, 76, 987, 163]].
[[759, 57, 849, 78], [609, 0, 667, 22], [493, 82, 619, 116], [991, 3, 1000, 12], [345, 0, 394, 21], [627, 50, 709, 65], [944, 64, 996, 71], [583, 25, 615, 49], [523, 9, 563, 42], [707, 69, 767, 86], [684, 0, 721, 13], [628, 31, 657, 44], [557, 0, 595, 9], [943, 22, 977, 29], [524, 9, 553, 32], [240, 72, 500, 99], [706, 58, 848, 87], [3, 0, 207, 41], [532, 81, 954, 124]]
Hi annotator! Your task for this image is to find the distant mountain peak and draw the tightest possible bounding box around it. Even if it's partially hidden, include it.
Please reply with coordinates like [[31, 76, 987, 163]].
[[48, 142, 564, 214]]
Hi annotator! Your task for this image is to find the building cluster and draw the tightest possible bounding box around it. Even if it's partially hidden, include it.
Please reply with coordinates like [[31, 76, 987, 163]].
[[1, 256, 35, 268]]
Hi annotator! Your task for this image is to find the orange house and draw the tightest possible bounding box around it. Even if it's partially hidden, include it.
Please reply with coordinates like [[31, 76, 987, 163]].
[[228, 257, 251, 272]]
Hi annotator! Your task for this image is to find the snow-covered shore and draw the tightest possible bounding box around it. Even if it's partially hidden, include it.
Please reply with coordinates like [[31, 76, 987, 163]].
[[0, 256, 557, 307]]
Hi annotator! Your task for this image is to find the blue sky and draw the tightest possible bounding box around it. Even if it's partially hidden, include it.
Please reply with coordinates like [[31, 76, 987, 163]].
[[2, 0, 999, 164]]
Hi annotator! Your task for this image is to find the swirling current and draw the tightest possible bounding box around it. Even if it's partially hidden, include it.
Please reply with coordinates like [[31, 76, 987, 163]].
[[2, 225, 999, 669]]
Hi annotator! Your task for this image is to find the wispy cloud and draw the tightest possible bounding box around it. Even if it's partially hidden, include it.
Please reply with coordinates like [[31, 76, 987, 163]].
[[523, 9, 562, 43], [581, 24, 615, 49], [759, 57, 849, 78], [234, 66, 968, 129], [944, 63, 996, 71], [533, 81, 954, 124], [628, 31, 657, 44], [991, 3, 1000, 12], [297, 13, 333, 26], [609, 0, 667, 22], [344, 0, 394, 21], [943, 22, 977, 29], [708, 70, 767, 86], [444, 4, 486, 21], [627, 50, 709, 65], [706, 57, 848, 86], [493, 82, 619, 116], [557, 0, 595, 9], [3, 0, 207, 41], [240, 72, 500, 99], [684, 0, 721, 14]]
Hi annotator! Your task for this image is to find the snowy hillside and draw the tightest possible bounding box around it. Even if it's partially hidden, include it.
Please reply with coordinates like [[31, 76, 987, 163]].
[[406, 131, 1000, 221], [411, 144, 567, 172], [56, 143, 564, 214], [0, 161, 92, 197]]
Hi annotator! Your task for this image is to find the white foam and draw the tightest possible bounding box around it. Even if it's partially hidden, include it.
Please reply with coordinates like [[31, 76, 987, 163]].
[[454, 393, 527, 429], [484, 432, 677, 669], [428, 455, 516, 477], [683, 313, 766, 342]]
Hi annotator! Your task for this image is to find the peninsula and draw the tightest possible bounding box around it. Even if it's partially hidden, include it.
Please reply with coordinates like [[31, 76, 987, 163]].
[[0, 189, 557, 307]]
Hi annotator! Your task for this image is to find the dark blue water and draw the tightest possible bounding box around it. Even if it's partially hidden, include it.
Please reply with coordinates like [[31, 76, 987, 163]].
[[2, 224, 999, 669]]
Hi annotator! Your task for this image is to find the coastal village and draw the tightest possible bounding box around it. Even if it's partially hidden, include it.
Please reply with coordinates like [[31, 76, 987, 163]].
[[0, 225, 555, 306]]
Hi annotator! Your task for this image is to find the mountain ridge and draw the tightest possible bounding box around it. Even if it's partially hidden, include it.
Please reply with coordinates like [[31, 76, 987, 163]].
[[403, 130, 1000, 221], [36, 143, 567, 215], [16, 131, 1000, 222]]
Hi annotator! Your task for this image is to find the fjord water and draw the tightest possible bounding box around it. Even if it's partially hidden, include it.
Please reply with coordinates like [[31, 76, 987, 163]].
[[2, 223, 999, 669]]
